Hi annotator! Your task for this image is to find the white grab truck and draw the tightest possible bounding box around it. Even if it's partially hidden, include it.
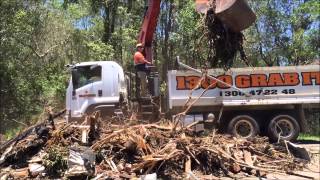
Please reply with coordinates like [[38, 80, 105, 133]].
[[168, 63, 320, 141], [66, 60, 320, 141]]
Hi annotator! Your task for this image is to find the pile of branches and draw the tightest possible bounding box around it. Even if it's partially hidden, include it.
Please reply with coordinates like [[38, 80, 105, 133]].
[[205, 0, 249, 68], [92, 122, 304, 179], [0, 112, 307, 179]]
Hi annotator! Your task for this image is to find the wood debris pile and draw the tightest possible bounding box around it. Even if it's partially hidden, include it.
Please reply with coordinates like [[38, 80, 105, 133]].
[[0, 112, 307, 179]]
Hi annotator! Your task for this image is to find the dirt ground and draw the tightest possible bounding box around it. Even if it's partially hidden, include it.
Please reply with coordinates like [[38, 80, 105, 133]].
[[243, 141, 320, 180], [216, 141, 320, 180], [265, 142, 320, 180]]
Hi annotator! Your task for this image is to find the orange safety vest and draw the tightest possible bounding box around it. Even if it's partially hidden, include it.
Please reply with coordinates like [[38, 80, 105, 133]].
[[134, 51, 145, 65]]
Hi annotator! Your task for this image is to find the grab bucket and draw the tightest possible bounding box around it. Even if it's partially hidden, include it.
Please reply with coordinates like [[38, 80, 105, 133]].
[[215, 0, 256, 32]]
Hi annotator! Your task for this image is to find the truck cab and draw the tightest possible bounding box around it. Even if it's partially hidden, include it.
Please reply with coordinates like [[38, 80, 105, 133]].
[[65, 61, 127, 122]]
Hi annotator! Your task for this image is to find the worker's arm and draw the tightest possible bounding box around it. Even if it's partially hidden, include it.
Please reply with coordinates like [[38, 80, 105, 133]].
[[144, 59, 152, 65], [139, 52, 151, 64]]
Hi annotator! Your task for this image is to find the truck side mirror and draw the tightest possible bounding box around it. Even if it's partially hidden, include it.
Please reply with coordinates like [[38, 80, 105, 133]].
[[71, 68, 80, 90]]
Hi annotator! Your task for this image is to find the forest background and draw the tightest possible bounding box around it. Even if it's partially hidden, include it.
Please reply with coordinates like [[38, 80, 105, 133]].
[[0, 0, 319, 137]]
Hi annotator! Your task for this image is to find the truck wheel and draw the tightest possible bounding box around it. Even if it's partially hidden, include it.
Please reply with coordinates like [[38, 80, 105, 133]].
[[227, 115, 259, 138], [268, 115, 300, 142]]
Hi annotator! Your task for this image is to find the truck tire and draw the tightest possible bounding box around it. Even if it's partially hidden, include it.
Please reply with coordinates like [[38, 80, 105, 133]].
[[227, 115, 259, 138], [268, 114, 300, 142]]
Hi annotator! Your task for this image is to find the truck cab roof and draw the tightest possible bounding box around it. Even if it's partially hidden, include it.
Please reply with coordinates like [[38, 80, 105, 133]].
[[74, 61, 121, 67]]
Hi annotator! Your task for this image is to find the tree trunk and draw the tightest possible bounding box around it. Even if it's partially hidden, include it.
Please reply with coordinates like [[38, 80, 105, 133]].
[[102, 3, 111, 43], [127, 0, 132, 12], [161, 0, 173, 81], [110, 1, 118, 37]]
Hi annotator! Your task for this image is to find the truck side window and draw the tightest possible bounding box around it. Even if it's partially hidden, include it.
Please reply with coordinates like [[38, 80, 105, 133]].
[[73, 65, 102, 89]]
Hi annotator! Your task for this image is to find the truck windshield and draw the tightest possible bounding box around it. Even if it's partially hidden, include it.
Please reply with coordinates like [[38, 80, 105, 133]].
[[72, 65, 102, 89]]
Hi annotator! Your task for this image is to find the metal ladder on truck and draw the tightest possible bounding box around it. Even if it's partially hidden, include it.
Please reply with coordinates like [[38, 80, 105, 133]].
[[127, 69, 160, 121]]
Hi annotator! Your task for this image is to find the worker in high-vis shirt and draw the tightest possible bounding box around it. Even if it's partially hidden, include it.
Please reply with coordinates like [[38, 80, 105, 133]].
[[134, 43, 151, 96]]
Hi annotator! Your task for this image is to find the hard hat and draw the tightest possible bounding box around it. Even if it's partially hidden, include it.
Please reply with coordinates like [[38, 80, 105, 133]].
[[136, 43, 144, 48]]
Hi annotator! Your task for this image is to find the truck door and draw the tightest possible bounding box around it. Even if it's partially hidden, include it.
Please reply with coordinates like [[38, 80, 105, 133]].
[[71, 65, 103, 117]]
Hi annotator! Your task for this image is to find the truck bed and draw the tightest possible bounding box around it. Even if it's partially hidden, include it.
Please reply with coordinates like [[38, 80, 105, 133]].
[[168, 65, 320, 109]]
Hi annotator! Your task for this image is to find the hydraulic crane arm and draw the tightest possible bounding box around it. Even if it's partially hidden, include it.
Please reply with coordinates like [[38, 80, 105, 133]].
[[137, 0, 256, 62], [137, 0, 161, 62]]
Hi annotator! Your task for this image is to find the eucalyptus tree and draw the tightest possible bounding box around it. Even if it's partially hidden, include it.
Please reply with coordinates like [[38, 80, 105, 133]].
[[0, 0, 77, 134], [244, 0, 319, 66]]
